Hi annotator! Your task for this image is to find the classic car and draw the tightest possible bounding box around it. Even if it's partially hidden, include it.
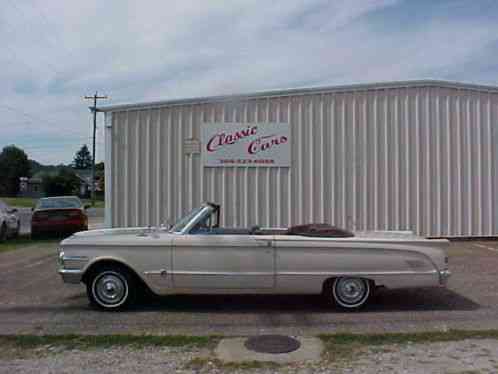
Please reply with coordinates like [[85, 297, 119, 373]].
[[32, 196, 89, 239], [0, 200, 20, 241], [58, 202, 451, 311]]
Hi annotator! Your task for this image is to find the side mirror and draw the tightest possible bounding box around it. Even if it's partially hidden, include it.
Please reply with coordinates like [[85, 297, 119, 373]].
[[84, 204, 91, 210], [31, 207, 34, 212], [161, 219, 174, 230]]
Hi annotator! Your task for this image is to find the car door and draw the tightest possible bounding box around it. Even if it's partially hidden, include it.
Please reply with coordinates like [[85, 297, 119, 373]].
[[172, 234, 275, 289], [134, 232, 174, 294]]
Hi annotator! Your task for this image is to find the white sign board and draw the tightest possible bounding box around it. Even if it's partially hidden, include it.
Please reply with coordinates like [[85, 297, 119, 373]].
[[202, 123, 290, 167]]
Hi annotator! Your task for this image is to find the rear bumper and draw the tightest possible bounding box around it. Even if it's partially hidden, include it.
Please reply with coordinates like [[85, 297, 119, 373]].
[[32, 223, 87, 234], [59, 269, 83, 284]]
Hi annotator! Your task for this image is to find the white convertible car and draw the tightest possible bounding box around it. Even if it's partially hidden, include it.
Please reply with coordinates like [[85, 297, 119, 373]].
[[58, 202, 451, 311]]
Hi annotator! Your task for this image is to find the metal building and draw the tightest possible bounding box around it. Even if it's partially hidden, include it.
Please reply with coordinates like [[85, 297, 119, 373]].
[[101, 80, 498, 237]]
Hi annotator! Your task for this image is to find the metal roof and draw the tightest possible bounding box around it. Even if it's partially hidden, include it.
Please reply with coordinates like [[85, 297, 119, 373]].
[[99, 79, 498, 113]]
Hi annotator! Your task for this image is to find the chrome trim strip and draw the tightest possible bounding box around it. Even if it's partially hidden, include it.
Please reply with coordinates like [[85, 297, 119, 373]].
[[59, 269, 83, 274], [277, 270, 438, 276], [62, 255, 89, 261], [169, 270, 438, 277], [59, 269, 83, 284], [144, 270, 167, 275], [171, 271, 274, 276]]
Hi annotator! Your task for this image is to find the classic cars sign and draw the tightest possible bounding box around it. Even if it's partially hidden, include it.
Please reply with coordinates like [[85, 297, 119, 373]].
[[202, 123, 290, 167]]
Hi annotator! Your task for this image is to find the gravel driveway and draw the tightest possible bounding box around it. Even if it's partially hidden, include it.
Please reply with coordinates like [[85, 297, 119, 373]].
[[0, 240, 498, 336], [2, 338, 498, 373]]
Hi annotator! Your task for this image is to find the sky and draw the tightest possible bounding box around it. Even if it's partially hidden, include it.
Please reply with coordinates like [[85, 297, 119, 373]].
[[1, 0, 497, 164]]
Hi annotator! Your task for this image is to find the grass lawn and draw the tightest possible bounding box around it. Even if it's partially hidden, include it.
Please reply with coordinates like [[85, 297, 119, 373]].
[[0, 197, 104, 209], [0, 334, 215, 360], [2, 330, 498, 364], [0, 197, 37, 208], [82, 199, 105, 209], [0, 237, 59, 253]]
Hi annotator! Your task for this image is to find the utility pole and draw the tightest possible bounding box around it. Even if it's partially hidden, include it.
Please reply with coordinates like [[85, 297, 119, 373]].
[[84, 92, 108, 206]]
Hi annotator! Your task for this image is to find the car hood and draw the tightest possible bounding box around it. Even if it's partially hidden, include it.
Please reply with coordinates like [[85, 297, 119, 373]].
[[60, 227, 175, 246]]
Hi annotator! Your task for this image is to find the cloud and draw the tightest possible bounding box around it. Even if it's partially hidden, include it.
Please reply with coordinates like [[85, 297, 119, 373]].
[[0, 0, 497, 164]]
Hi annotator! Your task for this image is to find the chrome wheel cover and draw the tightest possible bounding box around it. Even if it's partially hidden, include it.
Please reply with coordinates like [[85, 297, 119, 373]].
[[333, 277, 370, 308], [92, 271, 128, 308]]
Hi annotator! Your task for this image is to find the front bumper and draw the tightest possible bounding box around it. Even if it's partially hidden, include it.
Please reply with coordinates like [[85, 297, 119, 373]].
[[59, 269, 83, 284], [439, 269, 451, 285], [58, 251, 87, 284]]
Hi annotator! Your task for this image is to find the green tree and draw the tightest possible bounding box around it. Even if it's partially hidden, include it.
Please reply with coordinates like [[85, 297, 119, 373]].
[[42, 169, 80, 196], [72, 144, 92, 169], [0, 145, 31, 196]]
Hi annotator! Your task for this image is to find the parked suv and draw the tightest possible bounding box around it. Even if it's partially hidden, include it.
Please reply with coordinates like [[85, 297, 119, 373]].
[[0, 200, 20, 241]]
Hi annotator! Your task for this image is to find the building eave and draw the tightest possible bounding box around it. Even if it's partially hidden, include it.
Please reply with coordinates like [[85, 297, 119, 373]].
[[99, 79, 498, 113]]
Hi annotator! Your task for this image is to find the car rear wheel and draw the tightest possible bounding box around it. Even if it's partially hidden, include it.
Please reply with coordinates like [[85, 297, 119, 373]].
[[87, 265, 137, 311], [330, 277, 371, 310]]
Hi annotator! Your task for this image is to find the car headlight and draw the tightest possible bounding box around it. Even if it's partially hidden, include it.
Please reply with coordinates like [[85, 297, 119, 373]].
[[58, 250, 65, 267]]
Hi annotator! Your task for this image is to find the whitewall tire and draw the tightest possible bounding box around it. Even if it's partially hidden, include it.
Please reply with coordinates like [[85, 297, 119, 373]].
[[86, 266, 136, 311], [331, 277, 371, 310]]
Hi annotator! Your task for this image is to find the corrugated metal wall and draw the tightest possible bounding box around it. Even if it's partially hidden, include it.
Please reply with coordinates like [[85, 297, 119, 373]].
[[107, 84, 498, 237]]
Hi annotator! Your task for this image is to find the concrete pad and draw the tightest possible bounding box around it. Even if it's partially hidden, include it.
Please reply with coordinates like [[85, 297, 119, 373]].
[[215, 336, 323, 363]]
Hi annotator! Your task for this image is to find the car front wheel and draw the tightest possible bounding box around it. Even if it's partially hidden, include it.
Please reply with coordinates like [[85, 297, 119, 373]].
[[87, 265, 136, 311], [330, 277, 371, 310]]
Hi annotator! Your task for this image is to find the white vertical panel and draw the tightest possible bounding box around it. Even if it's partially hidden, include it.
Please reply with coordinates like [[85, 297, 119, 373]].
[[110, 84, 498, 237], [166, 109, 173, 224], [104, 112, 113, 228], [329, 96, 335, 225]]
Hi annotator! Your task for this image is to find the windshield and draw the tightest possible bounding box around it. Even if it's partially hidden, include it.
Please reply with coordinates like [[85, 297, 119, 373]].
[[170, 204, 217, 233], [37, 197, 82, 210], [170, 206, 205, 233]]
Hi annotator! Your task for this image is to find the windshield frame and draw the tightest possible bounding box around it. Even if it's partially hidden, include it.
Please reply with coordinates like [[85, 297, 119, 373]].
[[170, 204, 216, 234]]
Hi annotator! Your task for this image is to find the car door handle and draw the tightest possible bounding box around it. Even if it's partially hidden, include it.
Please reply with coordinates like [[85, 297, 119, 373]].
[[144, 269, 168, 277]]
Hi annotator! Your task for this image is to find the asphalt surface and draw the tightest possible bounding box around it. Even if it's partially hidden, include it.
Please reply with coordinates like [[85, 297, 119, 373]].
[[1, 239, 498, 336]]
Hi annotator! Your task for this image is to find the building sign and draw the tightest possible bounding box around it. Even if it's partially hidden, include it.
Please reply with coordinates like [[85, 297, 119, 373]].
[[202, 123, 290, 167]]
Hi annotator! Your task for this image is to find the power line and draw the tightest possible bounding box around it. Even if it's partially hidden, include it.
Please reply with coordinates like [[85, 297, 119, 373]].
[[1, 104, 62, 126], [2, 137, 103, 148], [3, 138, 100, 146], [24, 143, 105, 151], [0, 104, 88, 137]]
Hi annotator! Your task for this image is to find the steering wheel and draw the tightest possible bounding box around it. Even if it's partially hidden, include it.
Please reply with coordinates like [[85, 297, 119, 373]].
[[249, 225, 261, 235]]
